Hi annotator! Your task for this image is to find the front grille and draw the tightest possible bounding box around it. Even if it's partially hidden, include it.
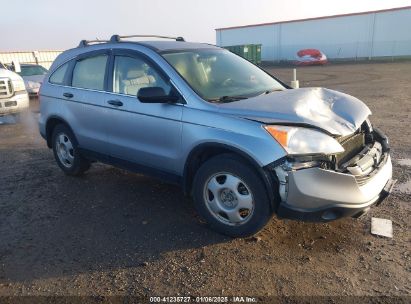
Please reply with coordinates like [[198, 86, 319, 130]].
[[336, 132, 365, 167], [8, 79, 12, 94], [336, 126, 386, 186], [0, 78, 13, 99], [0, 80, 7, 96], [354, 151, 387, 186]]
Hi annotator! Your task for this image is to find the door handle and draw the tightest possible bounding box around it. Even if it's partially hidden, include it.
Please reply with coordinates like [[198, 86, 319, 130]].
[[63, 92, 73, 98], [107, 100, 123, 107]]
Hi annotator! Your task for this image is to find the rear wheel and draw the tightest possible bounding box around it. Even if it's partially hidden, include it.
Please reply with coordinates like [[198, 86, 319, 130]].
[[52, 124, 90, 176], [192, 154, 272, 237]]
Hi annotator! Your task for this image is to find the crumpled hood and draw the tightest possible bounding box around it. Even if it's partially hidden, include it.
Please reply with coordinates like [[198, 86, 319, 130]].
[[217, 87, 371, 137]]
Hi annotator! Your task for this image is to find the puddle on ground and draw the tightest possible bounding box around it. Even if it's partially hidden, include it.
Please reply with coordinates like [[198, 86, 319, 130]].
[[397, 159, 411, 167], [0, 112, 39, 125], [0, 115, 19, 125], [395, 180, 411, 195]]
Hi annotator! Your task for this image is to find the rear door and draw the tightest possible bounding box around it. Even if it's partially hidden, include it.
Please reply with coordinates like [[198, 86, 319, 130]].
[[62, 50, 111, 156], [105, 49, 183, 177]]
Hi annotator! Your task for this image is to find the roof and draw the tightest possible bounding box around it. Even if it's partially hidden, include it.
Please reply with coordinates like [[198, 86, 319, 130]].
[[50, 40, 221, 72], [215, 6, 411, 31], [76, 39, 219, 52]]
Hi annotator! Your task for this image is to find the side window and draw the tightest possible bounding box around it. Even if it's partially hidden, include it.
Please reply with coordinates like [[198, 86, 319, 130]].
[[72, 55, 108, 90], [49, 61, 69, 85], [113, 55, 170, 96]]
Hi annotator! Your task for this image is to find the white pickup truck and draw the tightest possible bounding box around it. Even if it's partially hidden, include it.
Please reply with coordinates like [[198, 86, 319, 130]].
[[0, 63, 29, 118]]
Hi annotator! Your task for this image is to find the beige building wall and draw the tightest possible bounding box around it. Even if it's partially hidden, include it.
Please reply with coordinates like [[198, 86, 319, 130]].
[[0, 50, 62, 69]]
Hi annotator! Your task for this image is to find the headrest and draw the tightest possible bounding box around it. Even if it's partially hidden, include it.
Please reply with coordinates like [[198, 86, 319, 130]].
[[126, 69, 145, 79]]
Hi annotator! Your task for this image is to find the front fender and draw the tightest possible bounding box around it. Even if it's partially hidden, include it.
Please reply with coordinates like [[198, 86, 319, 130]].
[[180, 106, 287, 171]]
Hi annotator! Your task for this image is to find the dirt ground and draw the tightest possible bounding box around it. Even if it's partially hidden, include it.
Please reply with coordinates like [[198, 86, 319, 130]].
[[0, 62, 410, 301]]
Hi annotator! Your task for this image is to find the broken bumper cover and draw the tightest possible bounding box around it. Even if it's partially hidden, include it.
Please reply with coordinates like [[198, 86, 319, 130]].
[[276, 154, 394, 222]]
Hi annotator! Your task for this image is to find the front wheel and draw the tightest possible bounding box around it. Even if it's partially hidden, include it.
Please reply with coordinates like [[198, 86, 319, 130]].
[[192, 154, 272, 237], [51, 124, 90, 176]]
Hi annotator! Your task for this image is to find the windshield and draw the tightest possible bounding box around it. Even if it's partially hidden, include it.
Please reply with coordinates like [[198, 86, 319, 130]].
[[162, 49, 284, 102], [18, 65, 48, 77]]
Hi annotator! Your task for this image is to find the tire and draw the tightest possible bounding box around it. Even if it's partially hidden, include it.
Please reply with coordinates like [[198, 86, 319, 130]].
[[192, 154, 272, 238], [51, 124, 90, 176]]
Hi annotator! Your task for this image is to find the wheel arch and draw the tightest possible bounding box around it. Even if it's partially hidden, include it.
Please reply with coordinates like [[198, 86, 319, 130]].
[[45, 116, 77, 148], [183, 142, 280, 211]]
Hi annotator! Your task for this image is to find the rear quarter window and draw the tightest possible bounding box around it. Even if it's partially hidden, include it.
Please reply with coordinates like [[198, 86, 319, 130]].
[[49, 62, 70, 85]]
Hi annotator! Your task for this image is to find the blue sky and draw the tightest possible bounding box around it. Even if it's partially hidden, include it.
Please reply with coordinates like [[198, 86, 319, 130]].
[[2, 0, 411, 51]]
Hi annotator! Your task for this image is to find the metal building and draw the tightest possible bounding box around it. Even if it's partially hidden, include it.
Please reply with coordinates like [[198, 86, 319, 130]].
[[216, 6, 411, 62]]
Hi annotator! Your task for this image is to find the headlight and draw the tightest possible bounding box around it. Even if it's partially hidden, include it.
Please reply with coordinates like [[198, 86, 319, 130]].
[[12, 79, 26, 92], [27, 81, 41, 89], [264, 125, 344, 155]]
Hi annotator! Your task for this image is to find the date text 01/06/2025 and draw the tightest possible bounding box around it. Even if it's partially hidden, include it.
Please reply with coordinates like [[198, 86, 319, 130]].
[[149, 296, 258, 303]]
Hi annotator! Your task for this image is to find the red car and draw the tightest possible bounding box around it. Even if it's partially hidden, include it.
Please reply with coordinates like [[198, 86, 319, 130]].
[[295, 49, 328, 66]]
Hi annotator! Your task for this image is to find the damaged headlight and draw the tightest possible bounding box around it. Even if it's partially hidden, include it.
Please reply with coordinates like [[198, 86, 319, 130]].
[[264, 125, 344, 155]]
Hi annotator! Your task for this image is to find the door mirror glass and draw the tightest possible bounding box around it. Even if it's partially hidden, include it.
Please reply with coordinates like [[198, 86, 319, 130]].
[[137, 87, 179, 103]]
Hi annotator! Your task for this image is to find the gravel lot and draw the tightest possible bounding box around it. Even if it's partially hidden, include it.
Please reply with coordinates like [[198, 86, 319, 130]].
[[0, 62, 410, 301]]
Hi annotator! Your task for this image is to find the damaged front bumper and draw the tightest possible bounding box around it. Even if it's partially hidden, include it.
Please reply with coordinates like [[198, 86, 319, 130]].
[[270, 130, 394, 222]]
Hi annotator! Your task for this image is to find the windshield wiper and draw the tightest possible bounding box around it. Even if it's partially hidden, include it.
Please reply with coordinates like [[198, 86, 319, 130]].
[[209, 95, 249, 103], [258, 88, 284, 96]]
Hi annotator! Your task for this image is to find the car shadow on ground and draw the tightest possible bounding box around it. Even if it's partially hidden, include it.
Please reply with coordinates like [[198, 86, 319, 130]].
[[0, 155, 230, 283], [0, 115, 19, 125], [0, 144, 405, 294]]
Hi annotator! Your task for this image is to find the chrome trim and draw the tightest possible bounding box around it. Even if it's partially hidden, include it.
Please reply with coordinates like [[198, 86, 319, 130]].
[[45, 83, 186, 104], [0, 78, 13, 99]]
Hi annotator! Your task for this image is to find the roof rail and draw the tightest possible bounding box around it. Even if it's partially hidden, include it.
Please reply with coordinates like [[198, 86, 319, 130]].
[[78, 39, 110, 48], [110, 34, 185, 43]]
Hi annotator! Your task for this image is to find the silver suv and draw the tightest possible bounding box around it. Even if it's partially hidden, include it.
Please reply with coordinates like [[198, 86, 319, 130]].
[[39, 35, 394, 237]]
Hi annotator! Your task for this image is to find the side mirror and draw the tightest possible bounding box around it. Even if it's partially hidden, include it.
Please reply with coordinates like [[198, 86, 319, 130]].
[[137, 87, 180, 103]]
